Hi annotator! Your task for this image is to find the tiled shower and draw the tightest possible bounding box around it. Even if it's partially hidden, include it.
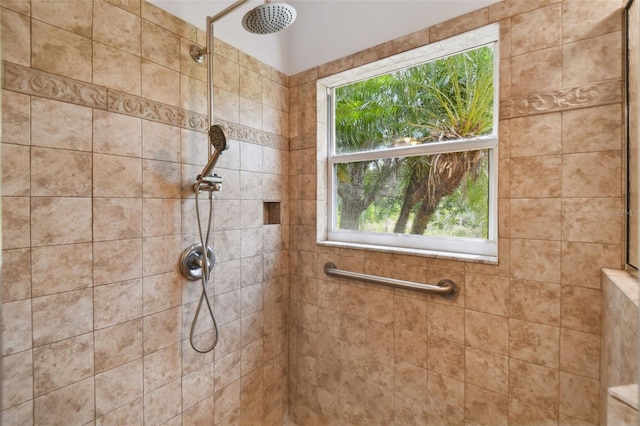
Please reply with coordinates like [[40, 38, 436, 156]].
[[0, 0, 632, 425]]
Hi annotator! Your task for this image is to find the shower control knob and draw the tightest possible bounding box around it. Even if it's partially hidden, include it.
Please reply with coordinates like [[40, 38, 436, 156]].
[[179, 243, 215, 281]]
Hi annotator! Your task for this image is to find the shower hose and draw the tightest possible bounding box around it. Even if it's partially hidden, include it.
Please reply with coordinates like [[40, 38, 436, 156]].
[[190, 181, 219, 353]]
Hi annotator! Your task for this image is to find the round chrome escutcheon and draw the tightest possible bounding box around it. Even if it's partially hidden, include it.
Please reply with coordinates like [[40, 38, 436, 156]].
[[179, 243, 215, 281]]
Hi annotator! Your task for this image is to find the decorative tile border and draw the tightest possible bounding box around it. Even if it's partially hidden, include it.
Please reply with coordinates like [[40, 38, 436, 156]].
[[500, 79, 622, 119], [2, 61, 288, 150], [3, 62, 108, 110]]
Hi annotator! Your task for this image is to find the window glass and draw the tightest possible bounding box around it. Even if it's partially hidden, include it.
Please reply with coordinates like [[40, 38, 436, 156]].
[[320, 25, 499, 260]]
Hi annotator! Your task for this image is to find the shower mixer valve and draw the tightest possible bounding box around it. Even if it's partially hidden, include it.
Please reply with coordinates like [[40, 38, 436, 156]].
[[194, 173, 223, 193]]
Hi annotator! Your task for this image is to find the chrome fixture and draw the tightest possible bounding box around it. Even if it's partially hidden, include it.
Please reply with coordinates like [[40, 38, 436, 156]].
[[181, 0, 297, 354], [324, 262, 459, 299], [242, 0, 297, 34]]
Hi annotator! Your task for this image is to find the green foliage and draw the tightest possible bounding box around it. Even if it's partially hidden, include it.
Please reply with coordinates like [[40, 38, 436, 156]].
[[334, 45, 494, 237]]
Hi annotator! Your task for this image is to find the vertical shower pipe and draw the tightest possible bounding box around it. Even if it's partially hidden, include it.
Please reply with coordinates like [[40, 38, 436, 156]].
[[203, 0, 250, 159]]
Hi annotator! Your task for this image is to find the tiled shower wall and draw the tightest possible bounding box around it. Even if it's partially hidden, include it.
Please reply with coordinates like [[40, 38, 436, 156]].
[[288, 0, 626, 425], [0, 0, 290, 424]]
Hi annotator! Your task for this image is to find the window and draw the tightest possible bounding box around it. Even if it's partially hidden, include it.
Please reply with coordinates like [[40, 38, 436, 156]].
[[317, 24, 499, 261]]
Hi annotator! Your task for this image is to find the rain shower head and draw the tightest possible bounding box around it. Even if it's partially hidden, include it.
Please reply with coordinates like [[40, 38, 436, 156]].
[[242, 1, 296, 34], [199, 124, 228, 180]]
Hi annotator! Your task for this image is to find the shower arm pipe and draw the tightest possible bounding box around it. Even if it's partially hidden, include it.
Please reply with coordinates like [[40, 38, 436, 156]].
[[202, 0, 251, 139], [323, 262, 459, 299]]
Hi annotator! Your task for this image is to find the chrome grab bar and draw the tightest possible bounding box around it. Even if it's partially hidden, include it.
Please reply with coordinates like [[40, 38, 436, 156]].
[[323, 262, 459, 300]]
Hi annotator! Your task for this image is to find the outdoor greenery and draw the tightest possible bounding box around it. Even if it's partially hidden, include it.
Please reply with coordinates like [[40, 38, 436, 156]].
[[334, 46, 494, 238]]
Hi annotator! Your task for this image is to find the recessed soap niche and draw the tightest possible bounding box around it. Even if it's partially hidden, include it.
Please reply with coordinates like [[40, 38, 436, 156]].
[[263, 202, 281, 225]]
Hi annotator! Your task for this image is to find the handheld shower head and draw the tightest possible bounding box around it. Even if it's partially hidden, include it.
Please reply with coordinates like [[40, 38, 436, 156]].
[[242, 1, 296, 34], [199, 124, 228, 180]]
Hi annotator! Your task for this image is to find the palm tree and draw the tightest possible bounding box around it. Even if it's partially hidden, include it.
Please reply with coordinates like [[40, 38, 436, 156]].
[[393, 47, 494, 235]]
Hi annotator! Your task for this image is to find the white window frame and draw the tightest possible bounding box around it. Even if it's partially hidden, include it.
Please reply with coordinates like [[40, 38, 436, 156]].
[[317, 24, 500, 262]]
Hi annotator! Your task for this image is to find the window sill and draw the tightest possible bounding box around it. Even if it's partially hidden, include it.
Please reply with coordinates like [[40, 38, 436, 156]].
[[316, 239, 498, 265]]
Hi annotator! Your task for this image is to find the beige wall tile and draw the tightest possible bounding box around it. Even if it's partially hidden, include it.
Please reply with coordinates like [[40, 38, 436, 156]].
[[427, 337, 465, 381], [32, 20, 92, 82], [32, 288, 93, 346], [142, 234, 181, 276], [2, 197, 30, 249], [427, 303, 464, 344], [31, 243, 93, 297], [141, 1, 195, 41], [509, 358, 559, 409], [240, 66, 263, 103], [2, 143, 30, 196], [561, 286, 601, 334], [34, 377, 94, 425], [511, 4, 562, 56], [31, 147, 92, 196], [94, 319, 143, 374], [509, 279, 561, 327], [215, 88, 243, 125], [2, 299, 32, 355], [465, 273, 509, 316], [32, 0, 92, 37], [510, 156, 562, 198], [510, 238, 561, 283], [560, 328, 600, 379], [394, 361, 427, 401], [213, 381, 240, 423], [181, 75, 207, 114], [142, 60, 180, 107], [2, 7, 30, 66], [31, 197, 92, 246], [2, 90, 30, 145], [559, 372, 599, 423], [465, 384, 509, 426], [106, 0, 141, 15], [508, 397, 559, 425], [183, 363, 214, 411], [561, 242, 621, 288], [214, 54, 240, 94], [2, 350, 33, 409], [2, 248, 32, 302], [33, 333, 94, 397], [488, 0, 561, 22], [143, 307, 181, 354], [95, 359, 143, 417], [93, 42, 141, 95], [2, 400, 33, 425], [93, 110, 142, 157], [143, 120, 180, 162], [94, 198, 142, 241], [562, 151, 621, 198], [94, 154, 142, 198], [141, 20, 180, 71], [562, 104, 622, 154], [144, 343, 181, 393], [509, 318, 560, 368], [94, 279, 142, 330], [429, 7, 489, 42], [510, 113, 562, 158], [426, 372, 464, 424], [93, 0, 140, 56], [511, 47, 562, 96], [31, 97, 92, 151], [562, 0, 622, 43], [465, 347, 508, 394], [509, 198, 561, 240], [143, 271, 181, 317], [96, 398, 143, 425], [240, 97, 263, 130], [561, 198, 622, 244], [465, 310, 509, 355], [142, 198, 180, 237], [93, 238, 142, 285], [394, 392, 428, 425], [563, 32, 622, 87]]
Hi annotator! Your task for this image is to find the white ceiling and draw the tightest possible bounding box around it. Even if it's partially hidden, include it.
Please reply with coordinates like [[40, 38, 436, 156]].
[[149, 0, 500, 76]]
